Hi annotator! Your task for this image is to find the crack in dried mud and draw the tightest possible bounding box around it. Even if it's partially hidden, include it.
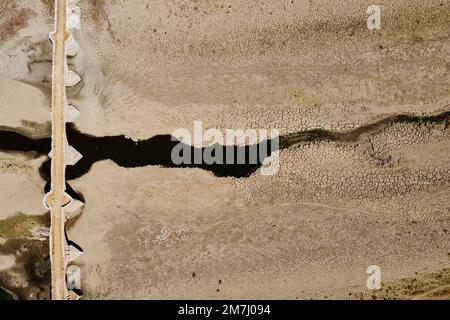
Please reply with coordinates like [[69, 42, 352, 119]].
[[0, 109, 448, 181]]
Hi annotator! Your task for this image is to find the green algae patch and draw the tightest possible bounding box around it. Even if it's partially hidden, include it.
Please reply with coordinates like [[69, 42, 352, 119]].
[[0, 212, 49, 240], [34, 257, 50, 281], [0, 212, 50, 299], [0, 286, 17, 300]]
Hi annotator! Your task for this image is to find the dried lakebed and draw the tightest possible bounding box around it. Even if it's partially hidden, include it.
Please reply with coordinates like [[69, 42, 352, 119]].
[[0, 109, 448, 181]]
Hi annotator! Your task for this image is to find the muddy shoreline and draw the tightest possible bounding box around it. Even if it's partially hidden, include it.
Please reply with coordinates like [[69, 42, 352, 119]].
[[0, 109, 448, 182]]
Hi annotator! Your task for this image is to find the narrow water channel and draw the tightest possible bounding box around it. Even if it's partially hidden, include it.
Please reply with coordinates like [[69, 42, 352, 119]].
[[0, 124, 277, 180]]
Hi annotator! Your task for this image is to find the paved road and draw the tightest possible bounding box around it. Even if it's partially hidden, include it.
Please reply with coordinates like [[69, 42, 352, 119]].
[[47, 0, 70, 300]]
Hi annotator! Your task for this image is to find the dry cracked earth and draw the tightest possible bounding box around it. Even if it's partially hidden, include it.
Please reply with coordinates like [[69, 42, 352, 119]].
[[0, 0, 449, 299]]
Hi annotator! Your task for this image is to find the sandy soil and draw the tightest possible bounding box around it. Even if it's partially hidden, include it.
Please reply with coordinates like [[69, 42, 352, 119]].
[[1, 1, 449, 138], [355, 268, 450, 300], [70, 0, 450, 139], [0, 254, 15, 272], [0, 0, 449, 299], [68, 123, 450, 299], [0, 151, 47, 220], [0, 78, 50, 137]]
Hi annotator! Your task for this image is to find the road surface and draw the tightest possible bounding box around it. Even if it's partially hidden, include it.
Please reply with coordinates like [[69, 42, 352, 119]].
[[46, 0, 71, 300]]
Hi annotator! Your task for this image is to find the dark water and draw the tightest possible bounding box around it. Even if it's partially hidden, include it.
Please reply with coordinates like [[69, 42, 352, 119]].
[[1, 110, 448, 182], [44, 181, 84, 202], [0, 286, 17, 300], [0, 124, 277, 181]]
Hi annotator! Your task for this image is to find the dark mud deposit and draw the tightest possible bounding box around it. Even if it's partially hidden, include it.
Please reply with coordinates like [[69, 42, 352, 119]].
[[0, 213, 51, 300]]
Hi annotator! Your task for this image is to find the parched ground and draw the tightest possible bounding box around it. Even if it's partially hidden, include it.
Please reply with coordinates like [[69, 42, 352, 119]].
[[0, 0, 449, 299]]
